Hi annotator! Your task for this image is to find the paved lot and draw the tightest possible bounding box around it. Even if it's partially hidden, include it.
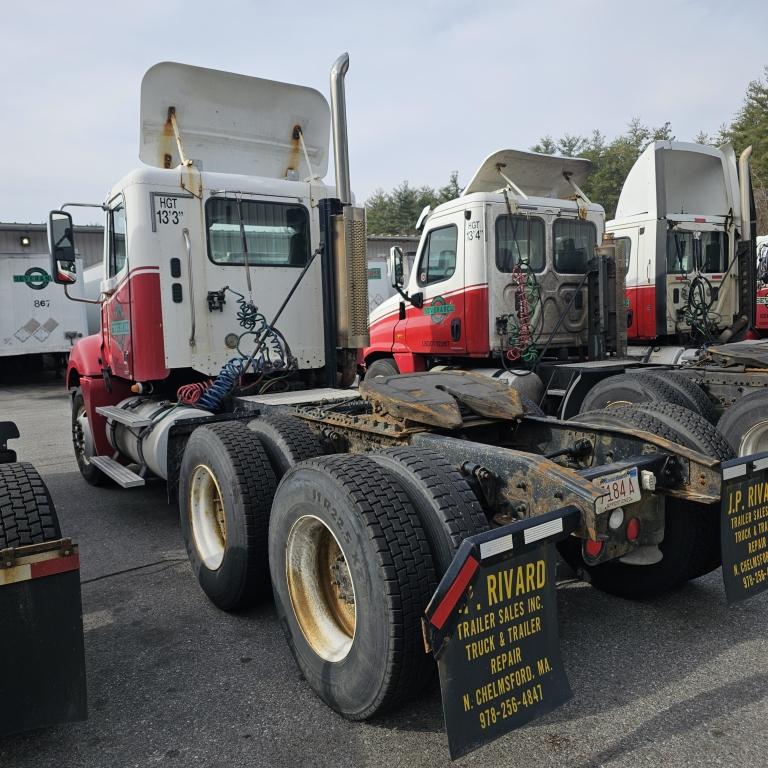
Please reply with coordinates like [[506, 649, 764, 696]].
[[1, 375, 767, 767]]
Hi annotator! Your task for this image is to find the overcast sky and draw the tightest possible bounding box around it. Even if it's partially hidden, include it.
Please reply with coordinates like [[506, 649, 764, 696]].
[[2, 0, 767, 224]]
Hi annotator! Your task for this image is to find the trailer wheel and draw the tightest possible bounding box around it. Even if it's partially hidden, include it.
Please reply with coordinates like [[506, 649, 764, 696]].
[[365, 357, 399, 380], [0, 462, 61, 548], [368, 448, 489, 575], [564, 405, 729, 597], [640, 370, 719, 425], [248, 413, 326, 479], [578, 371, 688, 413], [716, 389, 768, 456], [269, 454, 437, 719], [179, 422, 277, 611], [71, 388, 106, 486]]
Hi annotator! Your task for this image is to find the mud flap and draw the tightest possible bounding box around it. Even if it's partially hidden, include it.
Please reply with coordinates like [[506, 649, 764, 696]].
[[424, 506, 580, 760], [720, 451, 768, 604], [0, 539, 87, 736]]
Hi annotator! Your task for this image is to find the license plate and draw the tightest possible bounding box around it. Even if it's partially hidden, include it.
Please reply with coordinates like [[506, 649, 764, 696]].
[[595, 466, 640, 513]]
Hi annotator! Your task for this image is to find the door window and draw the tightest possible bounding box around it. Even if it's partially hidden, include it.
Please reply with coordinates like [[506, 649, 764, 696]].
[[108, 204, 127, 277], [553, 219, 596, 274], [495, 215, 545, 272], [417, 225, 458, 286]]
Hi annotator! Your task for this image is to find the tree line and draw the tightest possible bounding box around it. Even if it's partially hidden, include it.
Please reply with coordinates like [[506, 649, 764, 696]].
[[366, 66, 768, 235]]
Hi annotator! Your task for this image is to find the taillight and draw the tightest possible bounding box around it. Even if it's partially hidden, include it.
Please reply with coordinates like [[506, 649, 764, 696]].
[[626, 518, 640, 542], [584, 538, 604, 558]]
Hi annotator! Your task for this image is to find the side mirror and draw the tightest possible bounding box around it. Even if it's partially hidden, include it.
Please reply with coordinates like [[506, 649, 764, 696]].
[[47, 210, 77, 284], [388, 245, 405, 288]]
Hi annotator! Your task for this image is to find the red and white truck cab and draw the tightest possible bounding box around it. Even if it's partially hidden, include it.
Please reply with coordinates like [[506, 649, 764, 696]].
[[50, 61, 364, 479], [365, 149, 605, 377], [606, 141, 745, 343]]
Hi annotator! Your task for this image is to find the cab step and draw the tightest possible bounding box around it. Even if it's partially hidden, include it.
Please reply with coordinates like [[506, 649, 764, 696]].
[[89, 456, 146, 488], [95, 406, 153, 428]]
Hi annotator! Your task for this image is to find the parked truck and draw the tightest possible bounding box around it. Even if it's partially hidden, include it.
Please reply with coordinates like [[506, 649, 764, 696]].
[[0, 244, 87, 369], [46, 57, 768, 757], [364, 141, 768, 459]]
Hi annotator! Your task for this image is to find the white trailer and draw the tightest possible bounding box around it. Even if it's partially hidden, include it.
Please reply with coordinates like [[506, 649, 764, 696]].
[[0, 252, 87, 360]]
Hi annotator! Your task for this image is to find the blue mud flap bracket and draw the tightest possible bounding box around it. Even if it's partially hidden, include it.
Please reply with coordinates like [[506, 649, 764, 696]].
[[424, 506, 581, 760], [720, 450, 768, 604]]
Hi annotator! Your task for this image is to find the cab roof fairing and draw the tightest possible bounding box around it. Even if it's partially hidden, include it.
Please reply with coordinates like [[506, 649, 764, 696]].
[[139, 62, 331, 181], [611, 141, 741, 225]]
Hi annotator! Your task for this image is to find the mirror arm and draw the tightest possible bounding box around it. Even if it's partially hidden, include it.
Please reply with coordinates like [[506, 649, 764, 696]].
[[64, 284, 103, 305]]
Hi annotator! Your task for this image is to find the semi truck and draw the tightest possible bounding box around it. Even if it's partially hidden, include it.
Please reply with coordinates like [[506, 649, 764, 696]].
[[363, 141, 768, 459], [46, 56, 767, 756]]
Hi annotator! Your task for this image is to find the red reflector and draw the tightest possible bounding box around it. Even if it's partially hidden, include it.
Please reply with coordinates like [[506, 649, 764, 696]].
[[584, 538, 603, 558], [30, 553, 80, 580], [626, 518, 641, 542], [694, 217, 706, 223], [430, 555, 479, 630]]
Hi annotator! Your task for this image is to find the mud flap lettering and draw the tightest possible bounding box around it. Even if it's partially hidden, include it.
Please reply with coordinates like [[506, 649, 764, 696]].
[[424, 506, 580, 760], [721, 451, 768, 604]]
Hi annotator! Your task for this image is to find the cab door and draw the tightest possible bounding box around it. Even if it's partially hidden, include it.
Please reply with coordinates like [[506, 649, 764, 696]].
[[402, 213, 466, 355]]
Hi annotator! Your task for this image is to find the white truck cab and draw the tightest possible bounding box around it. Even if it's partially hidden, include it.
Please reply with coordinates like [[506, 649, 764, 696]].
[[606, 140, 743, 342], [367, 149, 605, 372]]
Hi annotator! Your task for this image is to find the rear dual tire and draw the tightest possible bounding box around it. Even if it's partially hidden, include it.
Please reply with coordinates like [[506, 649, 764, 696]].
[[269, 455, 438, 719]]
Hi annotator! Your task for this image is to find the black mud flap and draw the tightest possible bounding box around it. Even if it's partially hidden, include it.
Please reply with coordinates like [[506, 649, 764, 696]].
[[424, 506, 580, 760], [0, 539, 87, 736], [721, 451, 768, 604]]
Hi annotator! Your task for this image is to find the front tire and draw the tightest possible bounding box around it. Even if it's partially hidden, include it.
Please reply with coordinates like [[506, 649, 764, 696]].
[[365, 357, 399, 381], [71, 388, 106, 486], [269, 454, 437, 719], [179, 422, 277, 611]]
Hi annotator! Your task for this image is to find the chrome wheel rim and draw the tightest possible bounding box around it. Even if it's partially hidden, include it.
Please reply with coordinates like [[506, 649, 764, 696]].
[[189, 465, 227, 570], [740, 420, 768, 456], [285, 514, 356, 662], [73, 404, 95, 466]]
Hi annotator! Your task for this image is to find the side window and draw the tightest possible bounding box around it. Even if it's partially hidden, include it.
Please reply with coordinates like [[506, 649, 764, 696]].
[[109, 204, 127, 277], [613, 236, 631, 274], [417, 225, 458, 286], [553, 219, 596, 274], [495, 215, 545, 272]]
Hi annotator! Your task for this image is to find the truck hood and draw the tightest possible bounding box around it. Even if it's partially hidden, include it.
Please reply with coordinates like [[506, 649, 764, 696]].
[[139, 62, 330, 180], [462, 149, 592, 199]]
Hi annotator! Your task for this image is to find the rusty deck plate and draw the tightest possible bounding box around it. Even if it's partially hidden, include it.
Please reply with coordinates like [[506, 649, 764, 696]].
[[359, 371, 523, 429]]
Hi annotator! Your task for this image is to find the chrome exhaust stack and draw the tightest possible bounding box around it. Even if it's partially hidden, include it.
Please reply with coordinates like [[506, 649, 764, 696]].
[[739, 145, 753, 241], [330, 53, 351, 206]]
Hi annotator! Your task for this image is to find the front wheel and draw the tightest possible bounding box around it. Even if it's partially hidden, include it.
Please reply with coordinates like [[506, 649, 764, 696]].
[[71, 388, 106, 486]]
